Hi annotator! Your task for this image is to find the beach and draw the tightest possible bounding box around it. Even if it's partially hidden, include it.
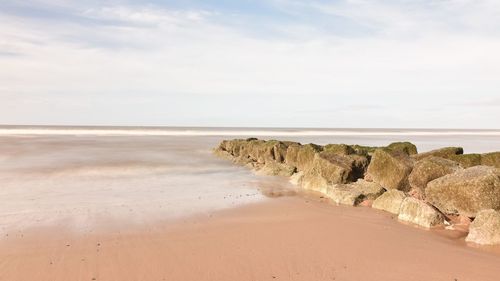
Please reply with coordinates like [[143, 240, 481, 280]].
[[1, 127, 500, 281]]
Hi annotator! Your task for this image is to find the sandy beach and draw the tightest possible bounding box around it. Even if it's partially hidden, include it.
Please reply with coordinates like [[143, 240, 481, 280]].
[[2, 196, 500, 281], [1, 129, 500, 281]]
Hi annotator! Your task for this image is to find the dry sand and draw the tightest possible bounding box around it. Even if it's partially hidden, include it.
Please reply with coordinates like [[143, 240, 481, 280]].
[[1, 196, 500, 281]]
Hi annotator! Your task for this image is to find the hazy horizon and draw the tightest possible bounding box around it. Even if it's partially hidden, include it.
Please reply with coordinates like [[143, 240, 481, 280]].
[[1, 124, 500, 130]]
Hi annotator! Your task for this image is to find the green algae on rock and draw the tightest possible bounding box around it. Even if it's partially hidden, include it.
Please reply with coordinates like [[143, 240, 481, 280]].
[[408, 156, 461, 198], [366, 149, 414, 191], [426, 166, 500, 217], [214, 138, 500, 244]]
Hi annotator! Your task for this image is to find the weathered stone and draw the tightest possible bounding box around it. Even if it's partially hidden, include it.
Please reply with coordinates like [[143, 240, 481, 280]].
[[218, 139, 248, 157], [255, 162, 296, 177], [325, 180, 385, 206], [387, 142, 418, 155], [426, 166, 500, 217], [398, 197, 444, 228], [289, 171, 304, 186], [244, 140, 275, 164], [301, 152, 369, 193], [372, 189, 407, 215], [323, 144, 355, 155], [449, 154, 482, 168], [482, 152, 500, 168], [466, 209, 500, 245], [285, 143, 322, 172], [366, 149, 414, 191], [408, 156, 461, 197], [411, 147, 464, 161], [351, 145, 379, 156]]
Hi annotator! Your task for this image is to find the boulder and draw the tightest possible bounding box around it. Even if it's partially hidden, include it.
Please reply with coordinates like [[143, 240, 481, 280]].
[[411, 147, 463, 161], [449, 154, 482, 168], [408, 156, 461, 197], [289, 171, 304, 186], [426, 166, 500, 217], [244, 140, 278, 164], [465, 209, 500, 245], [482, 152, 500, 168], [301, 152, 369, 193], [366, 149, 414, 191], [217, 139, 249, 157], [323, 144, 355, 155], [285, 143, 322, 172], [351, 145, 379, 157], [398, 197, 445, 228], [255, 162, 296, 177], [325, 180, 385, 206], [372, 189, 407, 215], [387, 142, 418, 155]]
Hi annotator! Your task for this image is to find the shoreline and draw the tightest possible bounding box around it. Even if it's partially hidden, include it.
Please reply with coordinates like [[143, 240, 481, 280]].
[[1, 196, 500, 281]]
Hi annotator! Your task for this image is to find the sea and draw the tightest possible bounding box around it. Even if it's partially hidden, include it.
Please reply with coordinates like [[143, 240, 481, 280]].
[[0, 126, 499, 234]]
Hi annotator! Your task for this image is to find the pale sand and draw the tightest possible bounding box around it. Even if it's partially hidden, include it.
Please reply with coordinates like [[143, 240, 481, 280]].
[[1, 196, 500, 281]]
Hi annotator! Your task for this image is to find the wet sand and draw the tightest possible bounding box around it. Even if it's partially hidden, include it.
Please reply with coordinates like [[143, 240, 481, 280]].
[[1, 130, 500, 281], [1, 196, 500, 281]]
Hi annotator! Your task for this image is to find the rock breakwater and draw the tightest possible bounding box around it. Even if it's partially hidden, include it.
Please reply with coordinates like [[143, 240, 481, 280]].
[[215, 138, 500, 245]]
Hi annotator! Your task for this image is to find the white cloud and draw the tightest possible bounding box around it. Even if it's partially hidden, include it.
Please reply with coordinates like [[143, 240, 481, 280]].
[[0, 1, 499, 127]]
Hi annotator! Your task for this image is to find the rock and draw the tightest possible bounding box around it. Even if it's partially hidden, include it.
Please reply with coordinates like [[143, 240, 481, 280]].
[[372, 189, 407, 215], [398, 197, 444, 228], [408, 156, 461, 197], [255, 162, 296, 177], [351, 145, 379, 156], [217, 139, 248, 157], [387, 142, 418, 155], [411, 147, 464, 161], [323, 144, 355, 155], [325, 180, 385, 206], [301, 152, 369, 193], [285, 143, 322, 172], [366, 149, 414, 191], [466, 209, 500, 245], [426, 166, 500, 217], [482, 152, 500, 168], [244, 140, 277, 164], [289, 171, 304, 186], [449, 154, 482, 168]]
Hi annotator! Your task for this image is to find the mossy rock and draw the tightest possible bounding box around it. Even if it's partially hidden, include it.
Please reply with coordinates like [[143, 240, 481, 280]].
[[351, 145, 379, 156], [301, 152, 369, 193], [323, 144, 355, 155], [366, 149, 414, 191], [217, 139, 250, 157], [351, 142, 417, 157], [426, 166, 500, 217], [482, 152, 500, 168], [285, 143, 323, 172], [449, 154, 482, 168], [386, 142, 418, 155], [412, 147, 464, 161], [408, 156, 461, 196], [255, 162, 296, 177], [325, 180, 385, 206]]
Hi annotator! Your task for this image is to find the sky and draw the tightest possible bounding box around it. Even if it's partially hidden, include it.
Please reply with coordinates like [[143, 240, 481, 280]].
[[1, 0, 499, 128]]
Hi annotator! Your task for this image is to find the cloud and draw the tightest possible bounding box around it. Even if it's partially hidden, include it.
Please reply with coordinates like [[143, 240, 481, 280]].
[[0, 0, 499, 127]]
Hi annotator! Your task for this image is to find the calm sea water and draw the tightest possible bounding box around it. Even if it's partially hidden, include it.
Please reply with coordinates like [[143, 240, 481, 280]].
[[0, 126, 499, 234]]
